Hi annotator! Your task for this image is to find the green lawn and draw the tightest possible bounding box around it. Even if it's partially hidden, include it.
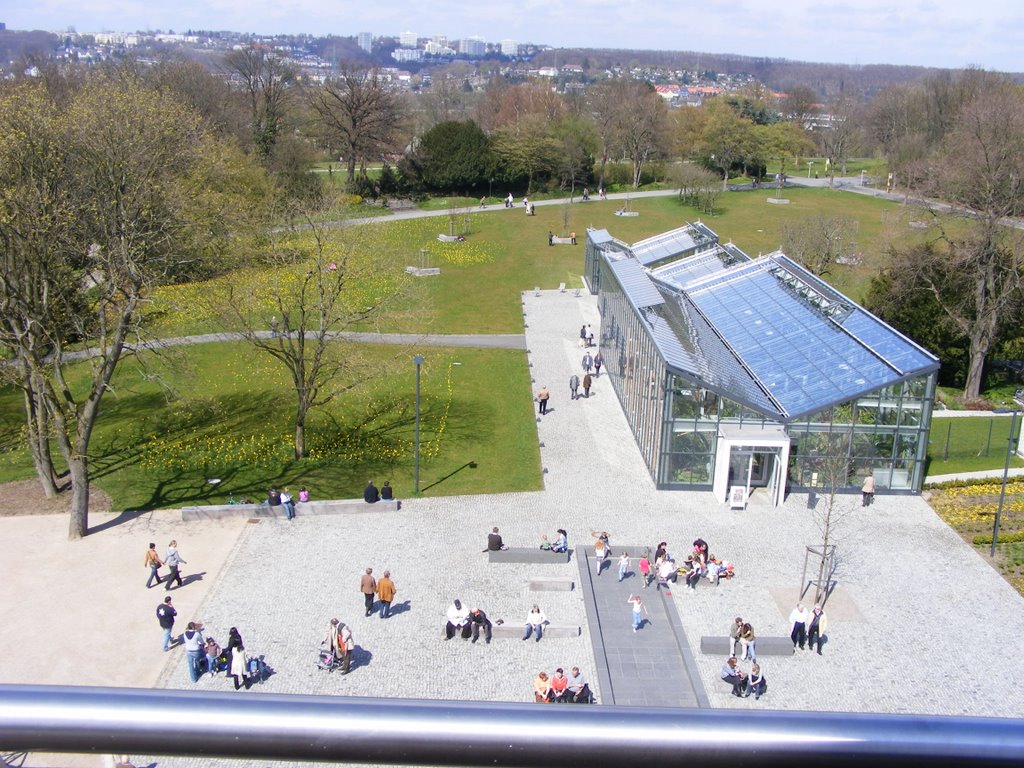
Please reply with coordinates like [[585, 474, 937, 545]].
[[0, 342, 541, 510], [926, 416, 1024, 476]]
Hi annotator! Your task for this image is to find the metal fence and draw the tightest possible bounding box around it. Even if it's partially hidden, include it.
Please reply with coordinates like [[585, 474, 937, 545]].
[[3, 685, 1024, 767]]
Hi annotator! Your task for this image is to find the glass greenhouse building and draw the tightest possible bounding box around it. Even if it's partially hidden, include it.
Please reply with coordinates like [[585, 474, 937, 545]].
[[584, 223, 940, 506]]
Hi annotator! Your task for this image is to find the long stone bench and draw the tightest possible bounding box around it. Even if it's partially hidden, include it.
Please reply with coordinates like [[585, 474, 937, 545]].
[[529, 577, 575, 591], [699, 636, 795, 656], [487, 547, 571, 564], [182, 499, 399, 521], [441, 623, 580, 639]]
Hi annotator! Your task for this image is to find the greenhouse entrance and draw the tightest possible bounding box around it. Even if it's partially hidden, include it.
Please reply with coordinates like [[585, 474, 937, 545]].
[[714, 425, 790, 509]]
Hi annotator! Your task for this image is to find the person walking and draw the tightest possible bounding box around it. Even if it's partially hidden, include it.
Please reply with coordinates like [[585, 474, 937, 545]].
[[156, 596, 176, 652], [182, 622, 206, 683], [789, 603, 810, 650], [360, 568, 377, 617], [807, 604, 828, 654], [569, 374, 580, 401], [617, 551, 630, 582], [144, 542, 164, 588], [593, 351, 603, 377], [582, 373, 593, 398], [581, 352, 593, 374], [579, 324, 587, 347], [585, 325, 594, 347], [376, 570, 396, 619], [592, 531, 610, 576], [862, 475, 875, 506], [536, 385, 550, 415], [280, 487, 296, 519], [638, 550, 652, 588], [164, 540, 186, 591], [627, 594, 646, 632]]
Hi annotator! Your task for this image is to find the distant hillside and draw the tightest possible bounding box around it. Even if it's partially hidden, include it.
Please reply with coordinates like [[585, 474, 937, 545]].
[[0, 29, 60, 65], [531, 47, 1024, 99]]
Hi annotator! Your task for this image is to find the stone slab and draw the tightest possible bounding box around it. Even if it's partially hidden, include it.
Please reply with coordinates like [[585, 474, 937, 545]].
[[182, 499, 399, 521], [487, 547, 571, 563], [700, 636, 795, 656], [529, 577, 575, 591]]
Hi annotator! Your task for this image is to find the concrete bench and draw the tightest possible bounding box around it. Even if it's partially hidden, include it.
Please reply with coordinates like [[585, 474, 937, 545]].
[[437, 234, 464, 242], [699, 636, 795, 656], [182, 499, 399, 521], [487, 547, 571, 564], [493, 623, 580, 639], [529, 577, 574, 591], [441, 623, 580, 639], [551, 237, 575, 245]]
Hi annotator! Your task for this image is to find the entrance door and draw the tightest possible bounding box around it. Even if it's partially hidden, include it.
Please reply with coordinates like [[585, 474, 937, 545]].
[[728, 447, 775, 500]]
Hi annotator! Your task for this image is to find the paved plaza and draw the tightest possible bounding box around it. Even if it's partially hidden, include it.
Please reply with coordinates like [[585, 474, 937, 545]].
[[4, 289, 1024, 768]]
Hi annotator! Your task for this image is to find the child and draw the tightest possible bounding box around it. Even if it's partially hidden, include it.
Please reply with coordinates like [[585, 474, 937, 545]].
[[638, 551, 652, 588], [627, 595, 645, 632]]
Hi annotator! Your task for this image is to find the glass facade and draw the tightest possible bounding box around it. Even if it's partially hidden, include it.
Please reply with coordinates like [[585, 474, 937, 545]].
[[589, 227, 940, 498]]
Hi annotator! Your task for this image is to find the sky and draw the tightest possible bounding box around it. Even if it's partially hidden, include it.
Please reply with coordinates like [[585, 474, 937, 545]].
[[6, 0, 1023, 72]]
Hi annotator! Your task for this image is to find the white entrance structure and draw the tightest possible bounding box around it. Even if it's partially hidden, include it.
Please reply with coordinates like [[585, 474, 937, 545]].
[[715, 425, 790, 509]]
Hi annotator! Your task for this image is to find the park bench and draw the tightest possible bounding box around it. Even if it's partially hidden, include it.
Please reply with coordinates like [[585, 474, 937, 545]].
[[551, 236, 575, 245], [437, 234, 463, 242], [699, 636, 795, 656], [529, 576, 574, 591], [440, 622, 580, 639], [181, 498, 399, 522], [487, 547, 571, 564]]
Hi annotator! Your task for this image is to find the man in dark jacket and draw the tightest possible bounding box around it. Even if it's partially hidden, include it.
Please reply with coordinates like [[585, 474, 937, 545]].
[[364, 481, 380, 503], [487, 527, 507, 551], [469, 608, 493, 644], [157, 596, 177, 651]]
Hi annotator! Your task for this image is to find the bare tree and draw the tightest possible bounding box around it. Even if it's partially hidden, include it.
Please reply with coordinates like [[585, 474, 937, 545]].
[[0, 76, 264, 538], [219, 202, 423, 459], [222, 45, 296, 160], [781, 216, 859, 276], [820, 94, 861, 183], [612, 81, 669, 189], [309, 66, 409, 184]]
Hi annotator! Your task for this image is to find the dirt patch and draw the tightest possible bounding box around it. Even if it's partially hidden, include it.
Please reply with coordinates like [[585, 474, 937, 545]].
[[0, 478, 113, 517]]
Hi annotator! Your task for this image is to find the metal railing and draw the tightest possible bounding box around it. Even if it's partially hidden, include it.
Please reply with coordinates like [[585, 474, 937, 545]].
[[2, 684, 1024, 766]]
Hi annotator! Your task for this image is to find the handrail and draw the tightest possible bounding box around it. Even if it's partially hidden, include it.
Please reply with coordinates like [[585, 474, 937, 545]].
[[2, 684, 1023, 766]]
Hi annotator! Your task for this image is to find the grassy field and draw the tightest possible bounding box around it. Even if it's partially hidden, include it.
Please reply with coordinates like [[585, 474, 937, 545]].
[[0, 343, 541, 510], [926, 417, 1024, 476]]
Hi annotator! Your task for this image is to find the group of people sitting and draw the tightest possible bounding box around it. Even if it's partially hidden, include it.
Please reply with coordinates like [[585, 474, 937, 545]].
[[484, 527, 569, 553], [533, 666, 595, 704], [720, 656, 767, 700], [445, 599, 494, 643], [363, 480, 394, 503]]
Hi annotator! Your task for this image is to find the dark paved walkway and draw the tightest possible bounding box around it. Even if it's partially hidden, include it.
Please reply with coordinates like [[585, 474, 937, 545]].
[[578, 547, 708, 707]]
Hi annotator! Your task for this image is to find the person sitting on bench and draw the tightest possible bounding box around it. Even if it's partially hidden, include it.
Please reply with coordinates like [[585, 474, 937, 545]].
[[487, 527, 507, 551]]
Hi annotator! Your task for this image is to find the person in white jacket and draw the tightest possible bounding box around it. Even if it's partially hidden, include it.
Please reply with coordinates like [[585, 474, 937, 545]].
[[789, 603, 810, 650], [523, 605, 547, 642]]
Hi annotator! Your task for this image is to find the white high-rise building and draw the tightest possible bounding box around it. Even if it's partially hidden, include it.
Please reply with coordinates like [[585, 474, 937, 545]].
[[460, 37, 486, 56], [399, 31, 418, 47], [357, 32, 373, 53], [500, 39, 518, 56]]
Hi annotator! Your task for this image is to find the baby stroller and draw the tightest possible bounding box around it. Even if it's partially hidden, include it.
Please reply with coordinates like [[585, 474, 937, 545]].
[[316, 643, 343, 673]]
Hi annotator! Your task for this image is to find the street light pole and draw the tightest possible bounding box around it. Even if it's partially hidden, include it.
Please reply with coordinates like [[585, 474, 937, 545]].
[[991, 410, 1019, 556], [413, 355, 424, 495]]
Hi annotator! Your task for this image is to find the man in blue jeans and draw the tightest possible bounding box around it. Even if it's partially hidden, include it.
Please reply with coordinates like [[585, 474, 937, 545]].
[[182, 622, 205, 682], [157, 596, 177, 651]]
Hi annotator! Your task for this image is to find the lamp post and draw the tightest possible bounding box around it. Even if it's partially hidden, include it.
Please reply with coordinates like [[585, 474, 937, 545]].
[[991, 410, 1020, 556], [413, 355, 424, 495]]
